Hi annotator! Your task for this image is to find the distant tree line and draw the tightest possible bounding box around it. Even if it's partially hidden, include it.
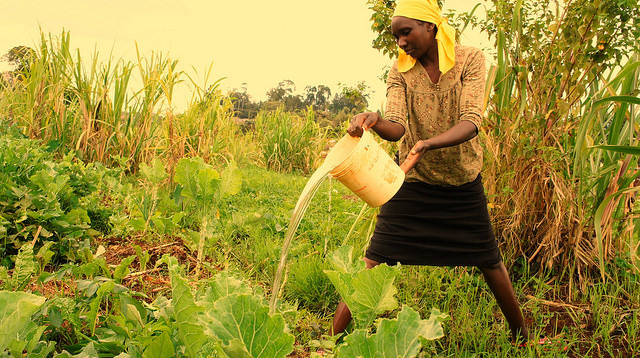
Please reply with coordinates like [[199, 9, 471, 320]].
[[226, 80, 371, 126]]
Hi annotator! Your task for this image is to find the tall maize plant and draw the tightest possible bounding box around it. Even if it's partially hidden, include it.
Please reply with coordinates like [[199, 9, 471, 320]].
[[367, 0, 640, 283], [0, 31, 235, 172], [574, 57, 640, 279]]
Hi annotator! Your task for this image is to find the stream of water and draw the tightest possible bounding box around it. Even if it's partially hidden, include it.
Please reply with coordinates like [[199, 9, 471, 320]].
[[268, 157, 341, 314]]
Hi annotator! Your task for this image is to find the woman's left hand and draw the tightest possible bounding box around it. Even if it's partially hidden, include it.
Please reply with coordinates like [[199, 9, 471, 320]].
[[399, 140, 430, 173]]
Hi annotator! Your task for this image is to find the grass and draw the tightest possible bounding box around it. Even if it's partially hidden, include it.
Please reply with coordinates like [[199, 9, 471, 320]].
[[213, 164, 640, 356]]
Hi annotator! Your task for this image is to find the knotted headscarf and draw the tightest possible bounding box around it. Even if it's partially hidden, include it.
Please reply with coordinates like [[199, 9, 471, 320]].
[[393, 0, 456, 74]]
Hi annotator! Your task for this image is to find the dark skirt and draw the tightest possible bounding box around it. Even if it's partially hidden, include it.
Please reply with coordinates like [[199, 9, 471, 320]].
[[365, 174, 502, 267]]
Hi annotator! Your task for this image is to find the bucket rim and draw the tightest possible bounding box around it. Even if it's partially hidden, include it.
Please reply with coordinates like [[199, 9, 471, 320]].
[[327, 130, 373, 176]]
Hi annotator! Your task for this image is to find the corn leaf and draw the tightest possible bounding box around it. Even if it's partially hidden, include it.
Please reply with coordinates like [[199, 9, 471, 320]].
[[588, 145, 640, 155], [593, 186, 640, 281], [593, 95, 640, 107]]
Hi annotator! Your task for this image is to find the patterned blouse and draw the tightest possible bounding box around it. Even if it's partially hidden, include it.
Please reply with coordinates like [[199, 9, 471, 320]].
[[385, 45, 486, 186]]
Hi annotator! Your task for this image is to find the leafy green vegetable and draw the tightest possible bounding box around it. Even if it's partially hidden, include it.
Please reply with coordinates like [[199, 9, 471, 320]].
[[0, 291, 46, 351], [204, 294, 295, 358], [167, 257, 207, 357], [336, 306, 447, 358], [139, 158, 168, 185], [10, 242, 37, 290], [324, 246, 399, 329], [141, 331, 174, 358]]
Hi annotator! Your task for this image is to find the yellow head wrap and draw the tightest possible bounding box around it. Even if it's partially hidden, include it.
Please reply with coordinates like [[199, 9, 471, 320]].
[[393, 0, 456, 74]]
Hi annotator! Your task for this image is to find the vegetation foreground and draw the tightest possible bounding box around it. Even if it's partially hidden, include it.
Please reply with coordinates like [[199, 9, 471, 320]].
[[0, 130, 638, 357]]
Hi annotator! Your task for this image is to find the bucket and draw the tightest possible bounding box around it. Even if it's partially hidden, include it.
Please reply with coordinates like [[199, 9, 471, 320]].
[[324, 130, 405, 207]]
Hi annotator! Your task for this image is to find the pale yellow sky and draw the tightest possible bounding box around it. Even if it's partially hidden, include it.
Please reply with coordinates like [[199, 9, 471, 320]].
[[0, 0, 490, 111]]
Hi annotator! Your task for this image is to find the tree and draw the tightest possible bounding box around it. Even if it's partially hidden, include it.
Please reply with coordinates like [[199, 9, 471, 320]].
[[227, 84, 258, 118], [329, 82, 370, 114], [304, 85, 332, 111], [1, 46, 36, 86], [266, 79, 296, 102], [5, 46, 36, 73], [265, 80, 306, 112]]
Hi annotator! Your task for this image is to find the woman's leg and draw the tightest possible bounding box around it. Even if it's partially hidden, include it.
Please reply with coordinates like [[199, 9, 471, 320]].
[[331, 257, 380, 335], [478, 262, 531, 341]]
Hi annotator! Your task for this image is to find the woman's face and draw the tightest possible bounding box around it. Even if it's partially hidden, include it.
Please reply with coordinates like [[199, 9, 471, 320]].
[[391, 16, 436, 60]]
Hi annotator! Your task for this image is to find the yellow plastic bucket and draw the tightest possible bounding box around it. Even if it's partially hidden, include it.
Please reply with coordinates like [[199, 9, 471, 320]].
[[324, 130, 405, 207]]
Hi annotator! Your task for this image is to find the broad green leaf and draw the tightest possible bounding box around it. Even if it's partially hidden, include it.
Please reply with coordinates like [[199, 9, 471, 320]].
[[204, 294, 294, 358], [113, 255, 136, 283], [73, 341, 99, 357], [139, 158, 167, 184], [202, 271, 252, 303], [336, 306, 447, 358], [174, 157, 222, 209], [374, 306, 439, 357], [61, 208, 91, 227], [196, 166, 221, 203], [0, 268, 9, 290], [174, 157, 204, 201], [220, 338, 252, 358], [87, 280, 116, 335], [11, 242, 37, 290], [129, 217, 146, 232], [418, 307, 448, 341], [47, 297, 79, 329], [142, 331, 174, 358], [349, 264, 399, 328], [23, 340, 56, 358], [7, 323, 54, 358], [220, 161, 242, 198], [150, 295, 173, 320], [325, 259, 399, 329], [168, 259, 207, 357], [327, 245, 363, 273], [120, 295, 147, 328], [36, 241, 56, 270], [334, 330, 374, 357], [0, 291, 46, 351], [323, 270, 354, 305]]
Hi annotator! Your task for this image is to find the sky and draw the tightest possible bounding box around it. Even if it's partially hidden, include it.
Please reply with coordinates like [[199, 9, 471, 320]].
[[0, 0, 491, 112]]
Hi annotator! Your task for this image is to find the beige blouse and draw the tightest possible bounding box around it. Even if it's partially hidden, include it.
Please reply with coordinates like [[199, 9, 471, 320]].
[[385, 45, 486, 186]]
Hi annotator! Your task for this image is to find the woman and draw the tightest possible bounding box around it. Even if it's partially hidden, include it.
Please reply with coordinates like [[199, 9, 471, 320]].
[[332, 0, 532, 343]]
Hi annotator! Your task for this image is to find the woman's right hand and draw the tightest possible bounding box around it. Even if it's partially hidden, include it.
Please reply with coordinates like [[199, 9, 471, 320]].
[[347, 112, 381, 137]]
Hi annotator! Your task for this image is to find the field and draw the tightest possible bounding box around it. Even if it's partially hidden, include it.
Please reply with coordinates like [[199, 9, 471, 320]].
[[1, 126, 638, 357]]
